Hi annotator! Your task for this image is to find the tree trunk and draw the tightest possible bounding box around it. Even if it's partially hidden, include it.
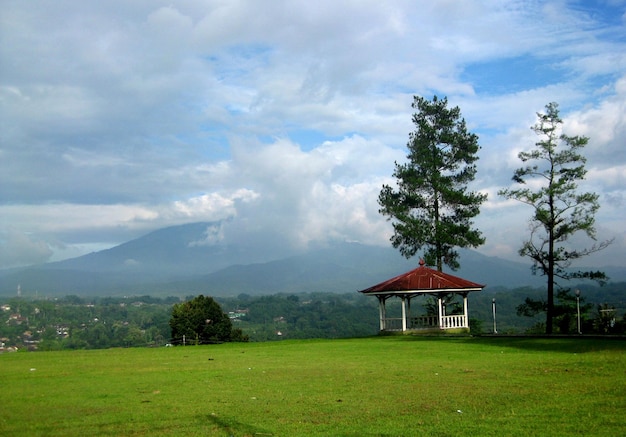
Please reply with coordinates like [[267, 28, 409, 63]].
[[546, 192, 555, 334], [546, 263, 554, 334], [434, 195, 443, 272]]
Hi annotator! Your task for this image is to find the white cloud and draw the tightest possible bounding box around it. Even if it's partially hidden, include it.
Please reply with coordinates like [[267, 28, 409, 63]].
[[0, 229, 53, 269], [293, 180, 392, 248], [1, 0, 625, 269], [564, 76, 626, 164], [0, 204, 158, 234], [171, 189, 258, 219], [230, 135, 400, 241], [188, 223, 226, 247]]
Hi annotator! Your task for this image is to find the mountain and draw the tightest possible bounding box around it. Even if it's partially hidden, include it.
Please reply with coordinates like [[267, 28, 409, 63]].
[[0, 221, 274, 295], [35, 221, 267, 275], [163, 244, 550, 296], [0, 222, 623, 297]]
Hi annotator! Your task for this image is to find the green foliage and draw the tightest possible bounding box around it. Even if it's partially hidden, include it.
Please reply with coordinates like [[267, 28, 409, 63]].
[[379, 95, 486, 271], [594, 303, 618, 334], [469, 317, 483, 334], [0, 295, 173, 351], [516, 288, 594, 334], [169, 294, 237, 344], [221, 292, 379, 341], [2, 337, 625, 436], [2, 284, 624, 352], [498, 102, 612, 334]]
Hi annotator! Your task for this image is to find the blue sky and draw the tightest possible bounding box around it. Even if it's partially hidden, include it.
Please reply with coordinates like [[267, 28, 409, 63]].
[[462, 55, 570, 95], [1, 0, 625, 271]]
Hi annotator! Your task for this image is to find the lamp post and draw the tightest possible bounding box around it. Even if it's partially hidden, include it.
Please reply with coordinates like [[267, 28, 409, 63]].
[[492, 298, 497, 334], [575, 289, 581, 335]]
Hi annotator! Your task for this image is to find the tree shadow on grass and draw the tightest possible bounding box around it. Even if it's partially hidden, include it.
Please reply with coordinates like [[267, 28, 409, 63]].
[[204, 413, 274, 436], [390, 334, 626, 353], [469, 336, 626, 353]]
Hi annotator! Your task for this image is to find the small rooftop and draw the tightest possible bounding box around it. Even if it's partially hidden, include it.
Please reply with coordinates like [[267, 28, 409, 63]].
[[359, 259, 484, 294]]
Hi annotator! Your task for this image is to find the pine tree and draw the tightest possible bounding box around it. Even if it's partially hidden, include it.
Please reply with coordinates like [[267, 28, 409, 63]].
[[499, 102, 612, 334], [379, 95, 486, 271]]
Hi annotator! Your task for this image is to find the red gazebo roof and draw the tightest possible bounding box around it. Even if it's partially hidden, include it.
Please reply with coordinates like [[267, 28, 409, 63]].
[[359, 260, 484, 294]]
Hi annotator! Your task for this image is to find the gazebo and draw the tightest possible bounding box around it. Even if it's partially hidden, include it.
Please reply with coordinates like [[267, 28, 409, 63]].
[[358, 259, 484, 334]]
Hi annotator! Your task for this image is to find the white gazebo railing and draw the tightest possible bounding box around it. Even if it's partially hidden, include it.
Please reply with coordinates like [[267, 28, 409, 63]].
[[441, 315, 467, 329], [382, 318, 404, 331], [410, 315, 439, 329], [381, 314, 468, 331]]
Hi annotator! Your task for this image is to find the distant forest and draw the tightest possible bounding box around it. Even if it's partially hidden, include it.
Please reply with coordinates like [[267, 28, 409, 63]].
[[1, 282, 624, 351]]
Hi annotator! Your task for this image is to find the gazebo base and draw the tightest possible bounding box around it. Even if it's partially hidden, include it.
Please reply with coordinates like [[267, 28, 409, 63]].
[[379, 327, 470, 336]]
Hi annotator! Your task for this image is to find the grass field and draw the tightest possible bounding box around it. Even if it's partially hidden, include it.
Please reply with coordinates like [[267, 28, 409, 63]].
[[1, 336, 625, 436]]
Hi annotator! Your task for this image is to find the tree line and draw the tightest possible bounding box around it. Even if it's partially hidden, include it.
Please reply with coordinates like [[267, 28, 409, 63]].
[[1, 285, 624, 351], [0, 295, 175, 351]]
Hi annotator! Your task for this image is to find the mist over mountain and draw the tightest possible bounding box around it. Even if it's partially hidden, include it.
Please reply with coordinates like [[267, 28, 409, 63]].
[[37, 222, 272, 275], [0, 222, 622, 297]]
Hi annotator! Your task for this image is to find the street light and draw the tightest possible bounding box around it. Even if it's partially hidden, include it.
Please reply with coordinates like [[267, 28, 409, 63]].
[[492, 298, 497, 334], [575, 289, 581, 335]]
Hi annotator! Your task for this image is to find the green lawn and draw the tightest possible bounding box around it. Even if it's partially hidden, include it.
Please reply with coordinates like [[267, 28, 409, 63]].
[[1, 336, 624, 436]]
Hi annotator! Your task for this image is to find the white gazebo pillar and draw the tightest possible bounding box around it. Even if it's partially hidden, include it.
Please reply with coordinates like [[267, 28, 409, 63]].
[[401, 296, 407, 331], [462, 293, 469, 328], [437, 295, 443, 329], [377, 296, 386, 331], [407, 296, 412, 330]]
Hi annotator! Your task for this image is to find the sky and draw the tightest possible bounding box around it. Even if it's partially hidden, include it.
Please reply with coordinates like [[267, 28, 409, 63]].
[[1, 0, 625, 270]]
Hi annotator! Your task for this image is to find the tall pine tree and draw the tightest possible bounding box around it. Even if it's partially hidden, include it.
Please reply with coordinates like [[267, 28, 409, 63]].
[[379, 96, 487, 271], [499, 102, 612, 334]]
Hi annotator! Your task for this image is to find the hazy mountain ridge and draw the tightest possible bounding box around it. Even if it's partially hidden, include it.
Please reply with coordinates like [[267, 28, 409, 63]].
[[170, 243, 547, 296], [0, 222, 622, 297], [36, 222, 244, 275]]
